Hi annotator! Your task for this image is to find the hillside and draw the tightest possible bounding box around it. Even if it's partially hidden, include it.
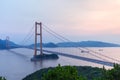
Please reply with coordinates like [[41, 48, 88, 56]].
[[23, 66, 103, 80], [29, 41, 120, 48], [57, 41, 120, 47], [29, 42, 58, 48], [22, 64, 120, 80], [0, 39, 20, 49]]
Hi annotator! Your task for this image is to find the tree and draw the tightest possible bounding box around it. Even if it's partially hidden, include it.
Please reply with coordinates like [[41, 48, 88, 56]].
[[97, 63, 120, 80], [41, 64, 86, 80], [0, 77, 6, 80]]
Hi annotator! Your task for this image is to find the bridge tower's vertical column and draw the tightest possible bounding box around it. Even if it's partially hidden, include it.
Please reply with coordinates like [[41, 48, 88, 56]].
[[34, 22, 43, 56], [6, 36, 10, 49]]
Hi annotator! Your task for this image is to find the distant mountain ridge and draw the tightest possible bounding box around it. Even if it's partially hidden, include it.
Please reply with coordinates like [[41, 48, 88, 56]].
[[0, 40, 120, 50], [0, 39, 20, 49], [30, 41, 120, 48], [29, 42, 58, 48], [56, 41, 120, 47]]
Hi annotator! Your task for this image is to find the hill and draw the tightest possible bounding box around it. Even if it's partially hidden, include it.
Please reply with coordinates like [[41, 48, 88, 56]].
[[29, 42, 58, 48], [22, 64, 120, 80], [23, 65, 103, 80], [29, 41, 120, 48], [0, 39, 20, 49], [57, 41, 120, 47]]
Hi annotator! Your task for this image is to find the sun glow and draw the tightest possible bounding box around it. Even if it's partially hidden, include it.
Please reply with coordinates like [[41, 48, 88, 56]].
[[117, 0, 120, 3]]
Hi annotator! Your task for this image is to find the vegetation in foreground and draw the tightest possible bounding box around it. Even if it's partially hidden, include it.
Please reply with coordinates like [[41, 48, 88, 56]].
[[23, 64, 120, 80], [2, 64, 120, 80], [0, 77, 6, 80], [41, 64, 87, 80]]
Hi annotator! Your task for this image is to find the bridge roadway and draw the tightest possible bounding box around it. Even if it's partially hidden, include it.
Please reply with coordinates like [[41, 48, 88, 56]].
[[43, 49, 114, 67], [22, 47, 114, 67]]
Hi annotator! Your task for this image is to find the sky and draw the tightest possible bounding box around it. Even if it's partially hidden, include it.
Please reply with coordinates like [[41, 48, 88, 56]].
[[1, 0, 120, 44]]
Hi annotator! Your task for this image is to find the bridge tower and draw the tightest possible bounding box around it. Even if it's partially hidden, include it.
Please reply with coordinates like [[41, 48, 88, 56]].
[[34, 22, 43, 56], [6, 36, 10, 49]]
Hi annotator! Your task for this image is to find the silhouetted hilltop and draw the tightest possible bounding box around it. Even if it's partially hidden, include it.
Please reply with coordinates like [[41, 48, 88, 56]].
[[0, 39, 20, 49], [29, 41, 120, 48], [29, 42, 58, 48], [43, 43, 58, 47], [57, 41, 120, 47]]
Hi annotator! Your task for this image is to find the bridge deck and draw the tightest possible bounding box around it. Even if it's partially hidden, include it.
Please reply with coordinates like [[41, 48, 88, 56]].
[[43, 50, 113, 67]]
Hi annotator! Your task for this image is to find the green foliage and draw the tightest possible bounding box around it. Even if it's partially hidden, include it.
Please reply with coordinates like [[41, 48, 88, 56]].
[[23, 65, 103, 80], [0, 77, 6, 80], [41, 64, 86, 80], [22, 67, 52, 80], [23, 63, 120, 80], [100, 63, 120, 80], [92, 63, 120, 80], [75, 66, 103, 79]]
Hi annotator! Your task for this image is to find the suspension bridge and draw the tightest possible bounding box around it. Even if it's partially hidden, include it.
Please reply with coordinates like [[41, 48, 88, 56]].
[[5, 22, 120, 67]]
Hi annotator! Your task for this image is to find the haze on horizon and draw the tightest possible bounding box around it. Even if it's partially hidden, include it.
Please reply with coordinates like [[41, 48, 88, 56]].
[[1, 0, 120, 44]]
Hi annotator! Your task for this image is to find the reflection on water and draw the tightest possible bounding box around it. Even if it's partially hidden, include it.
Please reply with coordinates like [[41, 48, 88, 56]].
[[0, 47, 120, 80]]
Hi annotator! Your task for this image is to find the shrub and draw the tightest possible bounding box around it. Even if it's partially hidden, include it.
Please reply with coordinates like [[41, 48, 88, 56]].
[[41, 64, 86, 80], [0, 77, 6, 80]]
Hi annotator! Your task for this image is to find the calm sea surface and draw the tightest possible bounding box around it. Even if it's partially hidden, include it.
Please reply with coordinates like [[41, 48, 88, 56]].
[[0, 47, 120, 80]]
